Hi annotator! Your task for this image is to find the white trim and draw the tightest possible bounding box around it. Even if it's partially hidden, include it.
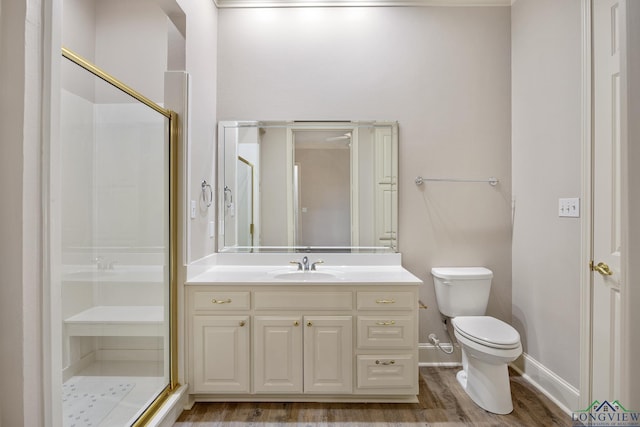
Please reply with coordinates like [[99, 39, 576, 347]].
[[510, 353, 580, 416], [214, 0, 511, 8], [578, 0, 593, 410], [286, 127, 295, 245], [417, 342, 462, 366], [350, 127, 360, 246], [44, 0, 63, 425], [619, 0, 640, 407], [146, 384, 189, 427]]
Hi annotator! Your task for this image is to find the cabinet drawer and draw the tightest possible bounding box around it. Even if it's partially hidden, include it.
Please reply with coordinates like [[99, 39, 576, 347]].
[[192, 291, 250, 311], [254, 291, 353, 310], [357, 292, 415, 310], [356, 354, 415, 393], [357, 316, 414, 349]]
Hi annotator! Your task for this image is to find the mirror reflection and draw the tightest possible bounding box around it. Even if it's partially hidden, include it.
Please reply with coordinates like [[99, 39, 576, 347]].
[[218, 121, 398, 252]]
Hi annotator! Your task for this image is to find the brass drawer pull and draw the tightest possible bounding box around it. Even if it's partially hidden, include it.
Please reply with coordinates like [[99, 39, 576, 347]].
[[375, 360, 396, 366], [375, 299, 395, 304], [211, 298, 232, 304], [376, 320, 396, 326]]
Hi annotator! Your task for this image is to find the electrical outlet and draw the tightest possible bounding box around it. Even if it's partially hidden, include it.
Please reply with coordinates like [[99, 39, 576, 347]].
[[559, 198, 580, 217]]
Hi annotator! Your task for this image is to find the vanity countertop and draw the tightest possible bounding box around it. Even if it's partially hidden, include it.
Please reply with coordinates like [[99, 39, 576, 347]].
[[186, 265, 422, 285]]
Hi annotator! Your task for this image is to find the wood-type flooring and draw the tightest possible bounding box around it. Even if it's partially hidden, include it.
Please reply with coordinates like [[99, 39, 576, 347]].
[[174, 367, 576, 426]]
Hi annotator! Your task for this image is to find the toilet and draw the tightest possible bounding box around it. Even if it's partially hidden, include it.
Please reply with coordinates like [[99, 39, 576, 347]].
[[430, 267, 522, 415]]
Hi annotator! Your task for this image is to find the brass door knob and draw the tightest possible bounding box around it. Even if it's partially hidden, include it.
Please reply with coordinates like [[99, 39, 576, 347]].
[[591, 261, 613, 276]]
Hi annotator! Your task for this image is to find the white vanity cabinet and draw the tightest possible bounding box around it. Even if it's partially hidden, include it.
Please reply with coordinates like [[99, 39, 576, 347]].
[[186, 283, 419, 403]]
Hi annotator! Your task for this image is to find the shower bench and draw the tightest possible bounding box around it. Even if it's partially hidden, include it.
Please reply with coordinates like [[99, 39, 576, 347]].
[[64, 305, 164, 337]]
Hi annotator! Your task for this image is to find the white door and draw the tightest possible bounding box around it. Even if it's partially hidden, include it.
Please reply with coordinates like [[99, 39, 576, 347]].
[[237, 157, 254, 246], [254, 316, 303, 393], [591, 0, 624, 402], [303, 316, 353, 394]]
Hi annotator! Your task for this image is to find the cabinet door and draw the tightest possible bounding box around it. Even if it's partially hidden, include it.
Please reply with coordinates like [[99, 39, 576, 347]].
[[304, 316, 353, 394], [254, 316, 303, 393], [192, 315, 249, 393]]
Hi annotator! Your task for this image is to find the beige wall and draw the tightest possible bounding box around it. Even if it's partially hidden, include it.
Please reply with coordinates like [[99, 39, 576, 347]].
[[511, 0, 582, 389], [296, 147, 351, 247], [217, 6, 512, 345], [259, 127, 289, 246]]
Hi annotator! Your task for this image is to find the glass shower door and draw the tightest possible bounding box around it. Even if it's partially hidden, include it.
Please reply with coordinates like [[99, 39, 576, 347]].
[[59, 52, 172, 426]]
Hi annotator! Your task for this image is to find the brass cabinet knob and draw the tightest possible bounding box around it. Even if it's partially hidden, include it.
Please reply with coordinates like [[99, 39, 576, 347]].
[[294, 321, 299, 326], [239, 320, 245, 327], [307, 321, 313, 327]]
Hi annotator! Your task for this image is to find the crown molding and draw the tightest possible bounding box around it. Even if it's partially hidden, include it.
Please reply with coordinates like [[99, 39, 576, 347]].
[[214, 0, 511, 8]]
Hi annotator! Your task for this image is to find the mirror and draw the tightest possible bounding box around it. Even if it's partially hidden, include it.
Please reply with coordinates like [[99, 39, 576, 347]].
[[218, 121, 398, 253]]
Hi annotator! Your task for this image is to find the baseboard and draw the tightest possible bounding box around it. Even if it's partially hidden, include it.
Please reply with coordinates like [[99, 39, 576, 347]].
[[418, 342, 462, 367], [510, 353, 580, 415]]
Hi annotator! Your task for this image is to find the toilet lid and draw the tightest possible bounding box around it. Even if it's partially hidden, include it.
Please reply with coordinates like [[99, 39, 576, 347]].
[[453, 316, 521, 349], [431, 267, 493, 280]]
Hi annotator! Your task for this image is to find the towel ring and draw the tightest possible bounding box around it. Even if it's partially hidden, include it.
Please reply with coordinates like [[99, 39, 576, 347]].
[[201, 180, 213, 208]]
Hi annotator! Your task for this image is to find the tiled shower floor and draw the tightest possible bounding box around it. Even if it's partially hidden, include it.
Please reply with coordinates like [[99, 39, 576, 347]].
[[63, 361, 166, 426]]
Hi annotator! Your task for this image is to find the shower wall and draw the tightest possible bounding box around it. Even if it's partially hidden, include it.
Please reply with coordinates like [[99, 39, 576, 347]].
[[60, 89, 167, 253]]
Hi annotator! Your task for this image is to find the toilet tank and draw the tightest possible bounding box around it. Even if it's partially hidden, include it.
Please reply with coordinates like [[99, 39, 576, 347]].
[[431, 267, 493, 317]]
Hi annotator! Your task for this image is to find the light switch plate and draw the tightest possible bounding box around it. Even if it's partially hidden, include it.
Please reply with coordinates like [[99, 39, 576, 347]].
[[559, 198, 580, 217]]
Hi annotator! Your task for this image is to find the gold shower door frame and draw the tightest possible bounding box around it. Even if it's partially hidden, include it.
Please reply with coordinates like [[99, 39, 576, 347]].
[[61, 47, 179, 426]]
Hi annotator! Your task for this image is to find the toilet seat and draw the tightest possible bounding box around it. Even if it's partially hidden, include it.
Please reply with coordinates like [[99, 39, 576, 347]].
[[453, 316, 521, 350]]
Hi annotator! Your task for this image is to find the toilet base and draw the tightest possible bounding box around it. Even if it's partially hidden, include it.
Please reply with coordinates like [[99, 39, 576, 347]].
[[456, 356, 514, 415]]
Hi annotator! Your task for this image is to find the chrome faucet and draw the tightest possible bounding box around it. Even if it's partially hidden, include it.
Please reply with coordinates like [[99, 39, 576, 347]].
[[93, 256, 116, 270], [290, 256, 324, 271], [93, 256, 106, 270], [290, 256, 305, 271]]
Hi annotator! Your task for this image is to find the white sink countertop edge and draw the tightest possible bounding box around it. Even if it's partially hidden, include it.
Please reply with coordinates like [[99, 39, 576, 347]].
[[186, 265, 422, 285]]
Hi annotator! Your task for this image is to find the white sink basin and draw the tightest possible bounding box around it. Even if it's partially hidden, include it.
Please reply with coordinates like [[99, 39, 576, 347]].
[[270, 270, 344, 282]]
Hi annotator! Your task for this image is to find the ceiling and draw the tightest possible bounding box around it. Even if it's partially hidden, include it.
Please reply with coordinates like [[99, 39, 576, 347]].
[[214, 0, 512, 8]]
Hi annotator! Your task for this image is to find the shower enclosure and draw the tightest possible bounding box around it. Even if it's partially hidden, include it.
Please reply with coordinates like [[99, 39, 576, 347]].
[[58, 49, 177, 426]]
